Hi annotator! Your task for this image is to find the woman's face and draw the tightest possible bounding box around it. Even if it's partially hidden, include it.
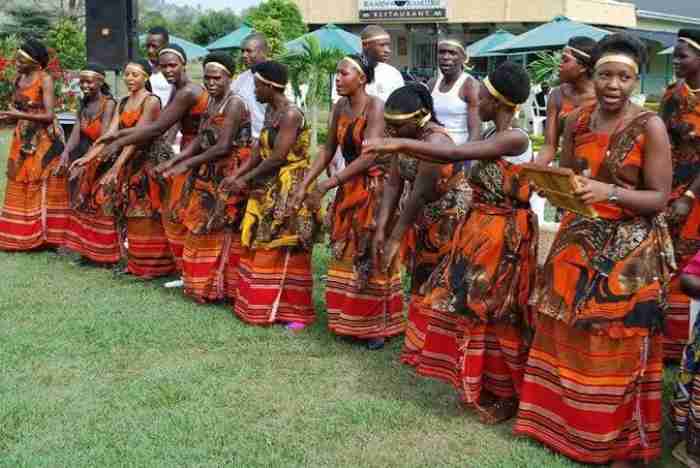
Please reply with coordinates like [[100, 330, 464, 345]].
[[15, 50, 37, 74], [203, 65, 231, 99], [159, 53, 185, 84], [80, 74, 102, 99], [335, 60, 366, 97], [124, 65, 148, 93], [477, 82, 498, 122], [673, 42, 700, 81], [559, 51, 586, 83], [253, 77, 273, 104], [593, 57, 639, 113]]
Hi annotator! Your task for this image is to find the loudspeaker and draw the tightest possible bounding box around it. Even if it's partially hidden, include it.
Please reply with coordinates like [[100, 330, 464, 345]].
[[86, 0, 138, 70]]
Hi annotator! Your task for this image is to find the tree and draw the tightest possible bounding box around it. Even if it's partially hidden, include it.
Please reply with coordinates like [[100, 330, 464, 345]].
[[1, 5, 54, 40], [190, 9, 241, 46], [282, 36, 345, 151], [46, 18, 86, 70], [245, 0, 306, 42]]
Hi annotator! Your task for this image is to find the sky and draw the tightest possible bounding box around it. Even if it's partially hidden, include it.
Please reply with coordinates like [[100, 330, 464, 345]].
[[169, 0, 262, 12]]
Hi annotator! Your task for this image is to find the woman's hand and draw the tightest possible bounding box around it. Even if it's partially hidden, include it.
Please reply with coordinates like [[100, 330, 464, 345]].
[[151, 159, 175, 178], [95, 130, 119, 146], [574, 177, 614, 205], [100, 165, 121, 188], [303, 182, 327, 213], [219, 176, 247, 195], [162, 162, 190, 179], [287, 185, 309, 215], [380, 236, 401, 274], [372, 228, 386, 272], [69, 154, 95, 172], [669, 195, 693, 224], [361, 138, 402, 162], [53, 152, 71, 176]]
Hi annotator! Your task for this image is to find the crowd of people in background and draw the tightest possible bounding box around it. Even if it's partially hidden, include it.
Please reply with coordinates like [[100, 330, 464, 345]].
[[3, 22, 700, 468]]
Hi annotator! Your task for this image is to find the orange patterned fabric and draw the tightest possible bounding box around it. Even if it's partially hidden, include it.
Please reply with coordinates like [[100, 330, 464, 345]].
[[660, 82, 700, 359]]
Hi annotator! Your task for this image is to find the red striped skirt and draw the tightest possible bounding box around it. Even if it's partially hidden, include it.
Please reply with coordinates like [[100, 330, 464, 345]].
[[183, 230, 242, 303], [400, 296, 430, 366], [64, 211, 121, 263], [415, 308, 461, 388], [126, 218, 176, 278], [326, 253, 404, 339], [664, 275, 689, 361], [234, 247, 315, 325], [163, 172, 190, 271], [0, 177, 69, 251], [513, 315, 663, 464]]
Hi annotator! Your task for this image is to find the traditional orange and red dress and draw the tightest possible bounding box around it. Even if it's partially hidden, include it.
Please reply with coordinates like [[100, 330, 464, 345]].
[[234, 106, 319, 325], [419, 133, 537, 404], [325, 109, 404, 339], [660, 81, 700, 360], [181, 94, 251, 302], [392, 126, 471, 368], [514, 108, 675, 464], [0, 71, 68, 250], [162, 87, 209, 271], [99, 95, 176, 278], [64, 95, 121, 263]]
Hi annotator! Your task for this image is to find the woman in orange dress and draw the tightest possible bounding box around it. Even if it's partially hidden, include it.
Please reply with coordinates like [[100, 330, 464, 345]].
[[99, 44, 208, 280], [661, 29, 700, 361], [370, 83, 468, 367], [56, 64, 118, 264], [291, 54, 402, 349], [513, 34, 674, 466], [220, 61, 319, 328], [364, 62, 536, 422], [94, 59, 175, 277], [0, 39, 67, 250], [534, 36, 597, 166], [155, 53, 251, 302]]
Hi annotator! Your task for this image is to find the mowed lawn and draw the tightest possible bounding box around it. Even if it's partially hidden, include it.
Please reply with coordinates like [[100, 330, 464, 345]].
[[0, 127, 681, 467]]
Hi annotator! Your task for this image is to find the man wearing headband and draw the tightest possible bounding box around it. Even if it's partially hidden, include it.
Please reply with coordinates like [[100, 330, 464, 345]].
[[231, 33, 269, 140], [429, 37, 481, 149], [515, 33, 674, 466], [145, 26, 174, 107]]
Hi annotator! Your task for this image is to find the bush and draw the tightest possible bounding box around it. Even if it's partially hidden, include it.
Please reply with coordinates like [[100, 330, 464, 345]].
[[45, 19, 86, 71]]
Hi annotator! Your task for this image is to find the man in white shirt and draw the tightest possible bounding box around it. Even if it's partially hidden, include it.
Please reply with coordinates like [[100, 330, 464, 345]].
[[231, 33, 268, 139], [329, 25, 404, 174], [145, 26, 174, 107]]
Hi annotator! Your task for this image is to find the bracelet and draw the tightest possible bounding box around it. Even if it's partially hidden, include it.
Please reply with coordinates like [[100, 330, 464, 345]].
[[607, 184, 620, 204], [685, 189, 697, 200]]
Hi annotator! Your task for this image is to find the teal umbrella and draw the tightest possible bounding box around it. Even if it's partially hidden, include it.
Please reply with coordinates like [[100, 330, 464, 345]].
[[206, 24, 254, 51], [468, 30, 516, 58], [490, 16, 610, 54], [285, 24, 361, 55], [139, 34, 210, 61]]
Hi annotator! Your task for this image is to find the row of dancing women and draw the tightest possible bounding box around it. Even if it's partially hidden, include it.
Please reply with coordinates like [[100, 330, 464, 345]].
[[3, 25, 700, 467]]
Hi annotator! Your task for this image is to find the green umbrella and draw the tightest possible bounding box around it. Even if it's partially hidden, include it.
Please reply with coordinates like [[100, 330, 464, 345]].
[[206, 24, 254, 51], [490, 16, 610, 54], [468, 30, 516, 58], [139, 34, 210, 60], [285, 24, 361, 55]]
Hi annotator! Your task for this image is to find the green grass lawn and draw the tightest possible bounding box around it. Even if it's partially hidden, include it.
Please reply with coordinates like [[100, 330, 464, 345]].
[[0, 128, 682, 467]]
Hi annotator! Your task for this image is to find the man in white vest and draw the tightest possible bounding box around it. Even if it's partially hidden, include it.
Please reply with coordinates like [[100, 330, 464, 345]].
[[231, 33, 269, 140], [145, 26, 174, 107]]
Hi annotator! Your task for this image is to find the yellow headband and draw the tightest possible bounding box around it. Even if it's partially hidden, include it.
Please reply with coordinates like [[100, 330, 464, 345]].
[[384, 108, 426, 121], [483, 77, 517, 108], [595, 54, 639, 74], [342, 57, 365, 76], [125, 64, 149, 78], [80, 70, 105, 80], [563, 46, 591, 60], [204, 61, 232, 77], [254, 72, 286, 89], [679, 37, 700, 53], [159, 48, 186, 64], [362, 34, 390, 44], [439, 40, 466, 54], [18, 49, 39, 65]]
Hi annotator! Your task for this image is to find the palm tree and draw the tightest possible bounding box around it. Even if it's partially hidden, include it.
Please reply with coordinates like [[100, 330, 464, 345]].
[[281, 36, 345, 152]]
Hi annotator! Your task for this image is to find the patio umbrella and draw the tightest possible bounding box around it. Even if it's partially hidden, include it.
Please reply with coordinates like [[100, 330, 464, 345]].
[[490, 16, 610, 54], [467, 30, 516, 58], [206, 23, 254, 51], [285, 24, 361, 55], [139, 34, 210, 61]]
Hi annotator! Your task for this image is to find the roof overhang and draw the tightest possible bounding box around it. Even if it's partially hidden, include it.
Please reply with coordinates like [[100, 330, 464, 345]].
[[636, 10, 700, 26]]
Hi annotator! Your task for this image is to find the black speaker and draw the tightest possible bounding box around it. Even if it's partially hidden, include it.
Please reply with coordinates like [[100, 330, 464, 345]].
[[86, 0, 138, 70]]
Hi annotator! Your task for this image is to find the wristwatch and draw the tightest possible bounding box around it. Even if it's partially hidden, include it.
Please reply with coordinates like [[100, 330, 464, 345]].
[[608, 184, 620, 204]]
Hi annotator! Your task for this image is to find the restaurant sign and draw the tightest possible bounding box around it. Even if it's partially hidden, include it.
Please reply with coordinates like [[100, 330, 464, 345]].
[[359, 0, 447, 21]]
